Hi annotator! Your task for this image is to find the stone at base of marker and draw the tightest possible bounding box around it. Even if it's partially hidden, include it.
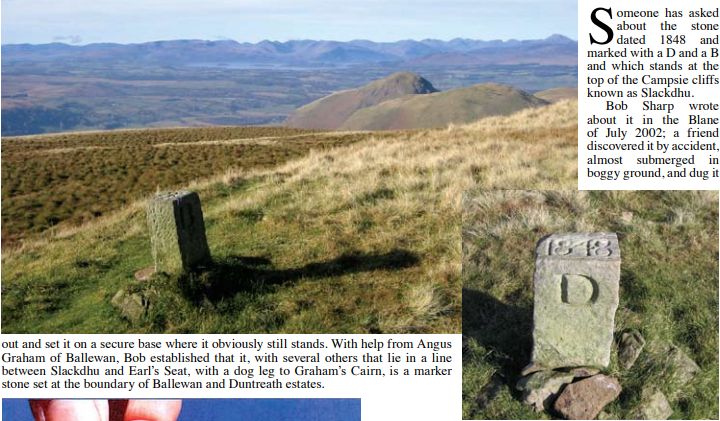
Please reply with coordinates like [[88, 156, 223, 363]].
[[658, 343, 700, 400], [553, 374, 621, 420], [631, 388, 673, 420], [520, 363, 599, 378], [134, 266, 156, 281], [520, 362, 543, 376], [111, 289, 148, 322], [618, 329, 645, 369], [559, 366, 600, 378], [516, 370, 576, 412], [516, 367, 602, 413]]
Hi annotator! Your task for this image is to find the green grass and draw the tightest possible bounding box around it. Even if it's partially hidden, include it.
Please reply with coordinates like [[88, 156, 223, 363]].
[[462, 190, 719, 419]]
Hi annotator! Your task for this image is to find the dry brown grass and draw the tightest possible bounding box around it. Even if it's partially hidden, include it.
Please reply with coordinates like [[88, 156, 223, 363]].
[[1, 126, 377, 246]]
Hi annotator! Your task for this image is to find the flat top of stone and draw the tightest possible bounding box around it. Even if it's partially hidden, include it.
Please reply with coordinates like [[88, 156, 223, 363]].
[[153, 190, 195, 201], [536, 232, 620, 260]]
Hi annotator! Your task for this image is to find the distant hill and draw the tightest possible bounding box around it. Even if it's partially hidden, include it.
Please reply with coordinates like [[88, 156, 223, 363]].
[[285, 72, 437, 129], [534, 87, 579, 103], [286, 73, 550, 131], [339, 83, 548, 130], [2, 35, 578, 67]]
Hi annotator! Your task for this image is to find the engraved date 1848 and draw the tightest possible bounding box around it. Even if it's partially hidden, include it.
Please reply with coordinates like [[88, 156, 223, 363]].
[[547, 238, 614, 257]]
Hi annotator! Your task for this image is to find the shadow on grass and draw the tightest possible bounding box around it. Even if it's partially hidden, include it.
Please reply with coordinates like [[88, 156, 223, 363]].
[[180, 249, 420, 303], [462, 287, 533, 380]]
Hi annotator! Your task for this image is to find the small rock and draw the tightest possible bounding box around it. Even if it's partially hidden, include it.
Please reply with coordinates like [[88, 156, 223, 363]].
[[134, 266, 156, 281], [111, 289, 148, 322], [618, 330, 645, 370], [620, 211, 633, 223], [560, 367, 601, 379], [665, 345, 699, 390], [553, 374, 621, 420], [640, 342, 700, 401], [520, 362, 544, 376], [516, 370, 575, 412], [631, 388, 672, 420]]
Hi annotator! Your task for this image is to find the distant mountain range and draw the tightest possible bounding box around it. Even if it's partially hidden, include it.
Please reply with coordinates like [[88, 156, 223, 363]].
[[286, 72, 575, 130], [3, 35, 577, 67]]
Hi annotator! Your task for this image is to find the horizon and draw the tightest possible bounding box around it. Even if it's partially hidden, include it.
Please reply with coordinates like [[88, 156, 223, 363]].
[[1, 33, 578, 47], [1, 0, 577, 45]]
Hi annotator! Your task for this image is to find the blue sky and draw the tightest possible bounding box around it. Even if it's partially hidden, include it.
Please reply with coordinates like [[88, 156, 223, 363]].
[[1, 0, 577, 45]]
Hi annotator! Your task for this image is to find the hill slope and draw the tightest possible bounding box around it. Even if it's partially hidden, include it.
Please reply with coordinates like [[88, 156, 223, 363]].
[[340, 83, 548, 130], [2, 101, 578, 335], [0, 126, 382, 246], [285, 72, 437, 129], [534, 87, 578, 103]]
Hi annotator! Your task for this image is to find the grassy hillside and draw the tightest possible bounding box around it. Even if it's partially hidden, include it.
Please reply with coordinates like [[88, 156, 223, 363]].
[[534, 87, 578, 103], [1, 126, 385, 246], [1, 101, 577, 333], [285, 72, 437, 129], [462, 190, 718, 419], [340, 84, 548, 130]]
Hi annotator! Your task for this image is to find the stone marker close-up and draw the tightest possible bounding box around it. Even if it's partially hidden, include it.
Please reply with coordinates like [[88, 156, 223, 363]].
[[147, 190, 212, 274], [529, 233, 621, 370]]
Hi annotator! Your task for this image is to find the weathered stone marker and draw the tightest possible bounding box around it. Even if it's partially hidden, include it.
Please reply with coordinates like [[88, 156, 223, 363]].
[[147, 191, 211, 274], [530, 233, 620, 369]]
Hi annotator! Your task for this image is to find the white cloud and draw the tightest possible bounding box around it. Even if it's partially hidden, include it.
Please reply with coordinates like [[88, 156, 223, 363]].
[[52, 35, 83, 44]]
